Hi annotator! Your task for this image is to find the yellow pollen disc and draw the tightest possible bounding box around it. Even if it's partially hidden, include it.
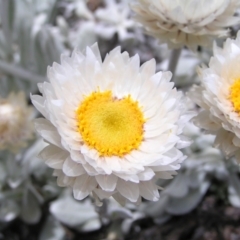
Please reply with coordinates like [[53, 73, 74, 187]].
[[76, 91, 145, 157], [229, 79, 240, 114]]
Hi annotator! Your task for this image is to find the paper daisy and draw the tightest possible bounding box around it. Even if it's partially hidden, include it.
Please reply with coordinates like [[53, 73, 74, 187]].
[[31, 44, 193, 204], [188, 31, 240, 162], [131, 0, 240, 50], [0, 92, 34, 152]]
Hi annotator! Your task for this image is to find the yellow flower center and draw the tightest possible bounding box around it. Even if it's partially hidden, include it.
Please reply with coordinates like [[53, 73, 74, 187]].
[[229, 79, 240, 114], [76, 91, 145, 157]]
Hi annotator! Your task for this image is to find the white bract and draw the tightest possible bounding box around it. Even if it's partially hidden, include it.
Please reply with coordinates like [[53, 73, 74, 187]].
[[131, 0, 240, 49], [31, 44, 193, 204], [189, 31, 240, 162], [0, 92, 34, 152]]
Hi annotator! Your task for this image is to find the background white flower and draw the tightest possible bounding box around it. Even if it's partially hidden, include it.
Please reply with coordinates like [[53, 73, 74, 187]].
[[131, 0, 240, 49], [188, 31, 240, 162], [95, 0, 136, 41], [31, 44, 193, 204], [0, 92, 34, 152]]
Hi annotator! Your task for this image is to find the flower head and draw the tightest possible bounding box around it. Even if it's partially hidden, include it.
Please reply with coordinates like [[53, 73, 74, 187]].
[[131, 0, 240, 49], [31, 44, 193, 204], [0, 92, 34, 152], [95, 0, 135, 41], [188, 31, 240, 162]]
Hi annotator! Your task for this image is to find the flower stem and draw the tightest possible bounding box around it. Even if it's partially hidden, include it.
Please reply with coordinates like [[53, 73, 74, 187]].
[[0, 60, 47, 82], [168, 48, 182, 81]]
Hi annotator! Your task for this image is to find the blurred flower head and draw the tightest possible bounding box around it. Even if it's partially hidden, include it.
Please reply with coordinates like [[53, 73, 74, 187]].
[[95, 0, 136, 41], [189, 31, 240, 162], [31, 44, 193, 205], [0, 92, 34, 152], [131, 0, 240, 50]]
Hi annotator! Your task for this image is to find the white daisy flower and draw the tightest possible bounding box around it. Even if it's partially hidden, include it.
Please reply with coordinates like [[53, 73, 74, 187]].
[[188, 31, 240, 162], [0, 92, 34, 152], [31, 44, 193, 204], [131, 0, 240, 49]]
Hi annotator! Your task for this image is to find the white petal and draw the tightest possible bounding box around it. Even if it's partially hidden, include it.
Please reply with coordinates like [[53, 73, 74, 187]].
[[82, 162, 102, 176], [34, 118, 62, 148], [62, 157, 86, 177], [56, 171, 75, 187], [95, 174, 118, 192], [117, 179, 139, 202], [138, 168, 155, 181], [104, 156, 121, 172], [155, 171, 176, 179], [112, 192, 126, 206], [90, 43, 102, 63], [39, 145, 68, 169], [139, 180, 159, 201], [73, 175, 97, 200], [93, 189, 114, 200], [140, 58, 156, 78], [30, 94, 48, 118], [115, 173, 139, 183], [70, 150, 86, 164]]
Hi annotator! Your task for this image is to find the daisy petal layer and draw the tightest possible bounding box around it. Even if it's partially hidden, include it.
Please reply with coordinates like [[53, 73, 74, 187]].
[[31, 44, 193, 204]]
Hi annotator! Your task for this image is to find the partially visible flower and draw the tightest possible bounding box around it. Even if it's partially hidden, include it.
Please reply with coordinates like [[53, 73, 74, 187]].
[[188, 31, 240, 162], [0, 92, 34, 152], [142, 122, 231, 220], [131, 0, 240, 49], [31, 44, 193, 204], [95, 0, 136, 41]]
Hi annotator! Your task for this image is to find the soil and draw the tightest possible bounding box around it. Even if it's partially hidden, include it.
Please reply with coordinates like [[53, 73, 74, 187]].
[[1, 181, 240, 240]]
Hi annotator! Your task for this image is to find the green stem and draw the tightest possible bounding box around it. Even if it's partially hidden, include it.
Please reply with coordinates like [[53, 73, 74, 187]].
[[168, 48, 182, 82], [0, 60, 47, 82]]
